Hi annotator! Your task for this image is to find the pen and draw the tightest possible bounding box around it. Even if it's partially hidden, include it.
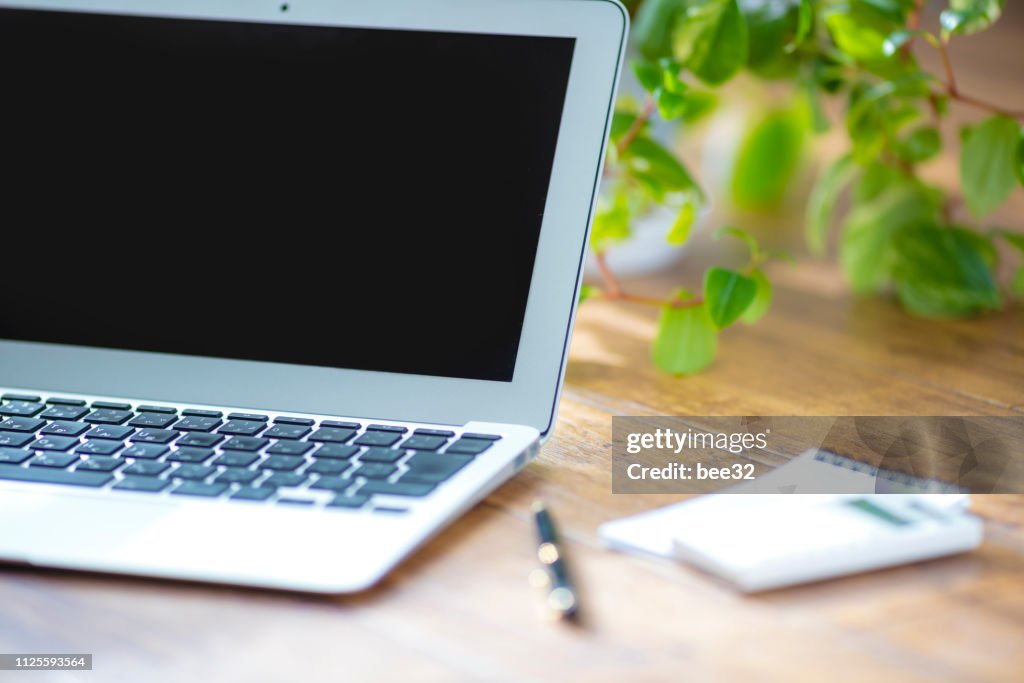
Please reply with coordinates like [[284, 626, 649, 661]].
[[532, 500, 579, 620]]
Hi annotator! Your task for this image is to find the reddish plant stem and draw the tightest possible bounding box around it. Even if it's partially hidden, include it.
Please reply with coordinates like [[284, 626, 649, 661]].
[[616, 97, 656, 157], [592, 252, 703, 309]]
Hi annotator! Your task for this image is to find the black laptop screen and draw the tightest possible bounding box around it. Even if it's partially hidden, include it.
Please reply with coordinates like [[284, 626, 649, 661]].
[[0, 7, 575, 382]]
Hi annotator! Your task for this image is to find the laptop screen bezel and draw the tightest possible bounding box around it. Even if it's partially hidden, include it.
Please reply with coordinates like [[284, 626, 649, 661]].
[[0, 0, 627, 436]]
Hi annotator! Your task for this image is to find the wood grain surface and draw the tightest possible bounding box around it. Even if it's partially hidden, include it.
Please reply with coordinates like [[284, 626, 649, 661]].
[[2, 4, 1023, 682]]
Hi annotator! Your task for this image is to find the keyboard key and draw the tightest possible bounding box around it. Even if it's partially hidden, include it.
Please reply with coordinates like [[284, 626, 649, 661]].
[[92, 401, 131, 410], [86, 425, 134, 441], [310, 476, 355, 492], [84, 409, 133, 425], [32, 435, 80, 452], [462, 432, 502, 441], [0, 447, 32, 464], [182, 409, 223, 418], [313, 444, 360, 460], [308, 427, 357, 443], [321, 420, 361, 429], [137, 404, 177, 414], [114, 476, 169, 493], [214, 468, 260, 485], [0, 416, 45, 433], [359, 480, 436, 497], [263, 424, 310, 440], [360, 447, 405, 464], [40, 405, 89, 421], [122, 443, 169, 459], [306, 459, 349, 476], [31, 452, 79, 468], [266, 440, 314, 456], [0, 463, 111, 487], [230, 486, 274, 501], [221, 436, 269, 452], [327, 493, 370, 509], [273, 416, 315, 426], [261, 472, 307, 488], [277, 497, 315, 506], [122, 460, 170, 476], [227, 413, 269, 422], [213, 451, 260, 467], [400, 435, 447, 451], [75, 440, 123, 456], [177, 432, 223, 448], [413, 428, 455, 437], [167, 447, 215, 463], [366, 424, 407, 433], [2, 393, 41, 402], [402, 453, 472, 483], [260, 455, 304, 471], [41, 420, 90, 437], [446, 438, 495, 455], [351, 463, 396, 479], [354, 431, 401, 447], [46, 397, 87, 406], [170, 464, 215, 480], [218, 420, 266, 436], [76, 456, 122, 472], [173, 416, 222, 432], [171, 481, 228, 497], [0, 431, 34, 448], [0, 401, 44, 417], [129, 412, 177, 428], [132, 428, 178, 444]]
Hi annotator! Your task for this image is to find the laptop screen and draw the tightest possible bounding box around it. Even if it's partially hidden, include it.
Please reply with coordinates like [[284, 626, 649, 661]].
[[0, 7, 575, 383]]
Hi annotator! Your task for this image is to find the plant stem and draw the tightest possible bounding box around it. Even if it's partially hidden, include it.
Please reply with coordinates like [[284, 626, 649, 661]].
[[616, 97, 656, 156], [592, 252, 702, 309], [933, 35, 1024, 119]]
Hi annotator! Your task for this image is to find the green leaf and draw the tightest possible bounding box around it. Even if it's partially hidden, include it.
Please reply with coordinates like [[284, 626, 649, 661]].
[[741, 268, 773, 324], [633, 0, 684, 60], [806, 154, 857, 256], [744, 0, 801, 77], [667, 193, 700, 245], [590, 187, 631, 249], [632, 59, 663, 93], [882, 29, 918, 57], [704, 266, 757, 329], [622, 137, 697, 192], [655, 88, 689, 119], [680, 90, 718, 123], [672, 0, 749, 86], [786, 0, 813, 53], [892, 224, 1002, 317], [840, 182, 940, 293], [578, 284, 595, 305], [1015, 133, 1024, 187], [651, 302, 718, 375], [731, 106, 805, 209], [1012, 266, 1024, 299], [940, 0, 1005, 37], [897, 126, 941, 163], [854, 161, 905, 204], [997, 229, 1024, 253], [825, 1, 903, 64], [610, 110, 641, 140], [960, 115, 1020, 218], [715, 225, 761, 261]]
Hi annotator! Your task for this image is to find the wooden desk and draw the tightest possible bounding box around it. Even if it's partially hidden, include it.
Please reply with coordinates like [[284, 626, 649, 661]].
[[1, 257, 1021, 682]]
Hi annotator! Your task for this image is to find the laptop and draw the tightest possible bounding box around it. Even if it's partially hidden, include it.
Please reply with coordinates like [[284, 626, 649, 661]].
[[0, 0, 625, 592]]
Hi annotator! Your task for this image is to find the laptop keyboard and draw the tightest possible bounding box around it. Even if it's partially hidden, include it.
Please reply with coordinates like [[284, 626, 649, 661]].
[[0, 393, 502, 511]]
